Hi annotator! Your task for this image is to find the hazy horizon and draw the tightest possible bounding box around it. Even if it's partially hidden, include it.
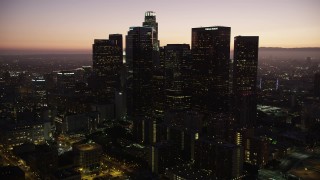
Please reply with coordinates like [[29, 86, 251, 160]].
[[1, 0, 320, 53], [1, 47, 320, 61], [1, 47, 320, 56]]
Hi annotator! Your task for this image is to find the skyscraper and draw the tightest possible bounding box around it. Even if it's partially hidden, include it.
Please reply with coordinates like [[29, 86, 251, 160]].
[[152, 68, 165, 118], [92, 34, 123, 101], [143, 11, 159, 50], [126, 26, 156, 144], [93, 34, 123, 77], [126, 27, 154, 117], [143, 11, 160, 67], [164, 44, 192, 111], [191, 26, 231, 113], [56, 71, 75, 94], [109, 34, 123, 61], [233, 36, 259, 127]]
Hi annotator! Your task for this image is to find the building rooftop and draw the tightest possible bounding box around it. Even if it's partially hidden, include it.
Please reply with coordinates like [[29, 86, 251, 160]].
[[75, 143, 102, 151], [192, 26, 230, 30]]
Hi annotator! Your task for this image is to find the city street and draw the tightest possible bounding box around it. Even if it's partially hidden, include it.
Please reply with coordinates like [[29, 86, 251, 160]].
[[0, 145, 40, 180]]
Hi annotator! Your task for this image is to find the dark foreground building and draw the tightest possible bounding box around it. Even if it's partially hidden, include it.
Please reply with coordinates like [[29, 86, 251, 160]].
[[233, 36, 259, 127], [191, 26, 231, 113], [92, 34, 123, 101], [164, 44, 192, 111]]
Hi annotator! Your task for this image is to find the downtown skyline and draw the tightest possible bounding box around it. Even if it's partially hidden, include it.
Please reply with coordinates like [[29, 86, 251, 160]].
[[1, 2, 320, 179], [1, 0, 320, 54]]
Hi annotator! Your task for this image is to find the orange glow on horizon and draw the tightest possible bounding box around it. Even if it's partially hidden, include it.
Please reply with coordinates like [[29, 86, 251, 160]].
[[1, 0, 319, 53]]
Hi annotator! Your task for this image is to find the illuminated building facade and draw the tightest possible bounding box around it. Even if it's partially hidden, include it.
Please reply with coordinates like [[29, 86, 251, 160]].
[[143, 11, 160, 66], [109, 34, 123, 61], [93, 35, 123, 77], [164, 44, 192, 111], [234, 128, 254, 146], [133, 117, 157, 145], [92, 34, 123, 100], [233, 36, 259, 127], [149, 142, 177, 174], [126, 27, 154, 117], [32, 77, 47, 108], [152, 69, 165, 118], [166, 126, 197, 161], [244, 137, 269, 168], [57, 71, 75, 94], [74, 143, 103, 172], [142, 11, 164, 118], [126, 26, 155, 145], [55, 112, 99, 134], [0, 121, 50, 149], [191, 26, 231, 113], [143, 11, 158, 46]]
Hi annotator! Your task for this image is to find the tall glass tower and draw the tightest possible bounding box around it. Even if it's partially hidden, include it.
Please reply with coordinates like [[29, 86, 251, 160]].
[[233, 36, 259, 127], [164, 44, 192, 111], [191, 26, 231, 113], [143, 11, 159, 48], [143, 11, 160, 66], [92, 34, 123, 100], [126, 27, 154, 117], [126, 26, 155, 144]]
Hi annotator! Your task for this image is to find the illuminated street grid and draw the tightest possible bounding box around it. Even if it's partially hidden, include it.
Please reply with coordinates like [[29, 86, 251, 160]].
[[0, 145, 40, 180]]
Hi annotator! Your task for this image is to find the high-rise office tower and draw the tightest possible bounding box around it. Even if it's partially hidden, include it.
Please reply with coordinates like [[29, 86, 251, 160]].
[[143, 11, 159, 50], [243, 137, 269, 168], [164, 44, 192, 111], [109, 34, 123, 61], [152, 68, 165, 118], [151, 46, 166, 119], [133, 117, 157, 144], [143, 11, 160, 67], [126, 27, 154, 117], [93, 34, 123, 76], [92, 34, 123, 100], [57, 71, 75, 94], [191, 26, 231, 113], [32, 77, 47, 108], [233, 36, 259, 127]]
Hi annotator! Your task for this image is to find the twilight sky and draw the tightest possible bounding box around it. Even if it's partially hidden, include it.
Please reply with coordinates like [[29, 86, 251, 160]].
[[0, 0, 319, 54]]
